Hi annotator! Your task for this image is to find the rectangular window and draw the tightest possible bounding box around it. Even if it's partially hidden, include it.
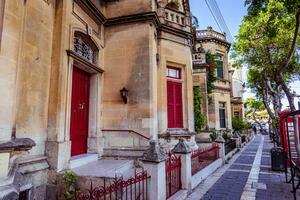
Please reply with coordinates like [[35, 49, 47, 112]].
[[216, 54, 224, 79], [219, 102, 226, 128], [234, 111, 240, 118], [167, 67, 181, 79]]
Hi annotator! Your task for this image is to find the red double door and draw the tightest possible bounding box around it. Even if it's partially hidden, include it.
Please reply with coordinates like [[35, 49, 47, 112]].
[[167, 81, 183, 128], [70, 67, 90, 156]]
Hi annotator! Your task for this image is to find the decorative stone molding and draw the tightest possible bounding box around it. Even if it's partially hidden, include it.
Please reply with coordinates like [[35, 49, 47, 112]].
[[232, 131, 241, 139], [0, 155, 49, 200], [141, 140, 166, 163], [159, 128, 198, 151], [215, 135, 225, 143], [0, 138, 35, 152], [159, 128, 196, 138], [172, 138, 192, 154]]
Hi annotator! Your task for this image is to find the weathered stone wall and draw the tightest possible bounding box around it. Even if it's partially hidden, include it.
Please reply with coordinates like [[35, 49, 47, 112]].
[[0, 0, 24, 142], [14, 0, 55, 155], [105, 0, 155, 18], [103, 22, 157, 138], [0, 0, 55, 199]]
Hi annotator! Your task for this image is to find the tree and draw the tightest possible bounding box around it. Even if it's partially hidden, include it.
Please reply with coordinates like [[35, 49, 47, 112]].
[[244, 97, 267, 133], [234, 0, 300, 111]]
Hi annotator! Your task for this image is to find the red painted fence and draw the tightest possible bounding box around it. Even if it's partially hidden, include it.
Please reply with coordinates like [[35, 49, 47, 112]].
[[165, 152, 182, 199], [191, 144, 219, 175], [73, 170, 149, 200]]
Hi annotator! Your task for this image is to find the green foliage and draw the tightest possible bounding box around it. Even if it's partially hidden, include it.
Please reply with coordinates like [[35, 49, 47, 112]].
[[62, 171, 79, 200], [209, 131, 217, 141], [193, 86, 206, 132], [222, 131, 232, 141], [233, 0, 300, 111], [245, 97, 265, 111], [232, 117, 252, 132], [232, 117, 245, 132], [206, 52, 217, 94]]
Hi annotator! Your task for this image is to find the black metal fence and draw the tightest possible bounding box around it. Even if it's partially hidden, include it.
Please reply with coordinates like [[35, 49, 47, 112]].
[[225, 139, 236, 155]]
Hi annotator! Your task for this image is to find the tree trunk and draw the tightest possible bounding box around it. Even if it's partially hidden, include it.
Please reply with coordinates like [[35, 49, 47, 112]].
[[280, 80, 296, 111], [252, 109, 266, 134]]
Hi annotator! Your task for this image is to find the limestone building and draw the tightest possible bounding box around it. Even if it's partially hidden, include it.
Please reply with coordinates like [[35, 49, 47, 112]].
[[230, 66, 245, 119], [193, 26, 233, 133], [0, 0, 196, 199]]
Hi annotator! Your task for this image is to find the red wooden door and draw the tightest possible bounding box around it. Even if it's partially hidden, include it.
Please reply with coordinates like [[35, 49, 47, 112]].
[[70, 67, 90, 156], [167, 80, 183, 128]]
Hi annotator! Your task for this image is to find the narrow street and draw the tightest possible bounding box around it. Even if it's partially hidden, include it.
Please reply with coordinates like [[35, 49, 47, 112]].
[[187, 135, 300, 200]]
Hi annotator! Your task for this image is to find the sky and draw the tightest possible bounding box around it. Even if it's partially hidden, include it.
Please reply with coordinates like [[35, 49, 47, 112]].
[[190, 0, 300, 109]]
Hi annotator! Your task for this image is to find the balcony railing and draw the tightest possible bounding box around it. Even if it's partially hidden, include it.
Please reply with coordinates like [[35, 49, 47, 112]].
[[165, 8, 185, 26], [196, 29, 226, 41]]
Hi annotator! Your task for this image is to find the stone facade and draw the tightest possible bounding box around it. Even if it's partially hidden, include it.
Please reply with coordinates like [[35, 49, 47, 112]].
[[0, 0, 195, 199], [192, 27, 233, 133], [230, 66, 245, 119]]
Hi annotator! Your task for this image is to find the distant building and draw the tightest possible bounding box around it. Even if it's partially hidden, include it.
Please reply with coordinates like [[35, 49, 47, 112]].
[[230, 66, 245, 119], [193, 26, 232, 133]]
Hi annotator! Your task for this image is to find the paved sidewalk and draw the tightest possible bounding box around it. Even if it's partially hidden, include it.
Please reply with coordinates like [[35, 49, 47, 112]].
[[186, 135, 300, 200]]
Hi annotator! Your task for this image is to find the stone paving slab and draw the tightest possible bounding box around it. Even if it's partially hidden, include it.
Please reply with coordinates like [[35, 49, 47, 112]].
[[186, 135, 300, 200]]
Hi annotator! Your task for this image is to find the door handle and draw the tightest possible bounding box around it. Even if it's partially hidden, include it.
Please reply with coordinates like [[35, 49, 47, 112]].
[[79, 103, 85, 110]]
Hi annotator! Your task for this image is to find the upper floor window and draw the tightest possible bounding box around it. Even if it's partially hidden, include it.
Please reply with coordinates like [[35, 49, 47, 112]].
[[73, 31, 98, 64], [167, 67, 181, 79], [216, 54, 224, 79], [219, 102, 226, 128]]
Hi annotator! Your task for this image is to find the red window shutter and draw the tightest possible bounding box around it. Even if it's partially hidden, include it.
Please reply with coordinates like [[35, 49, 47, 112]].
[[167, 81, 183, 128]]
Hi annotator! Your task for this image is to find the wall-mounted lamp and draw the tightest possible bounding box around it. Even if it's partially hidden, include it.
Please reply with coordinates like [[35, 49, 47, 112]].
[[120, 87, 129, 104]]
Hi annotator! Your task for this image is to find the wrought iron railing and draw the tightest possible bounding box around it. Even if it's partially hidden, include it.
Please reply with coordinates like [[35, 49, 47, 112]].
[[225, 139, 237, 155], [191, 144, 219, 175], [73, 170, 150, 200], [165, 152, 181, 198]]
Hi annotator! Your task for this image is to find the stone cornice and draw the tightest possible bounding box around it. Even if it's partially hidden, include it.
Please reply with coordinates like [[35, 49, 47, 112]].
[[74, 0, 192, 39], [106, 12, 160, 28], [197, 37, 231, 51], [159, 24, 193, 39], [74, 0, 106, 24], [213, 86, 231, 92]]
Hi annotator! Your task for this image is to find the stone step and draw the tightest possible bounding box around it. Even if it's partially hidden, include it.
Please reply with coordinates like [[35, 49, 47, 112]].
[[72, 159, 135, 179], [69, 153, 98, 169], [102, 147, 148, 160]]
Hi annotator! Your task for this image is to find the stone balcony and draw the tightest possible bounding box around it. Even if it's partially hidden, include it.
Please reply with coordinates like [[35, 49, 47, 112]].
[[196, 28, 226, 41], [165, 8, 186, 26], [158, 7, 191, 33], [214, 78, 231, 91], [196, 27, 230, 49]]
